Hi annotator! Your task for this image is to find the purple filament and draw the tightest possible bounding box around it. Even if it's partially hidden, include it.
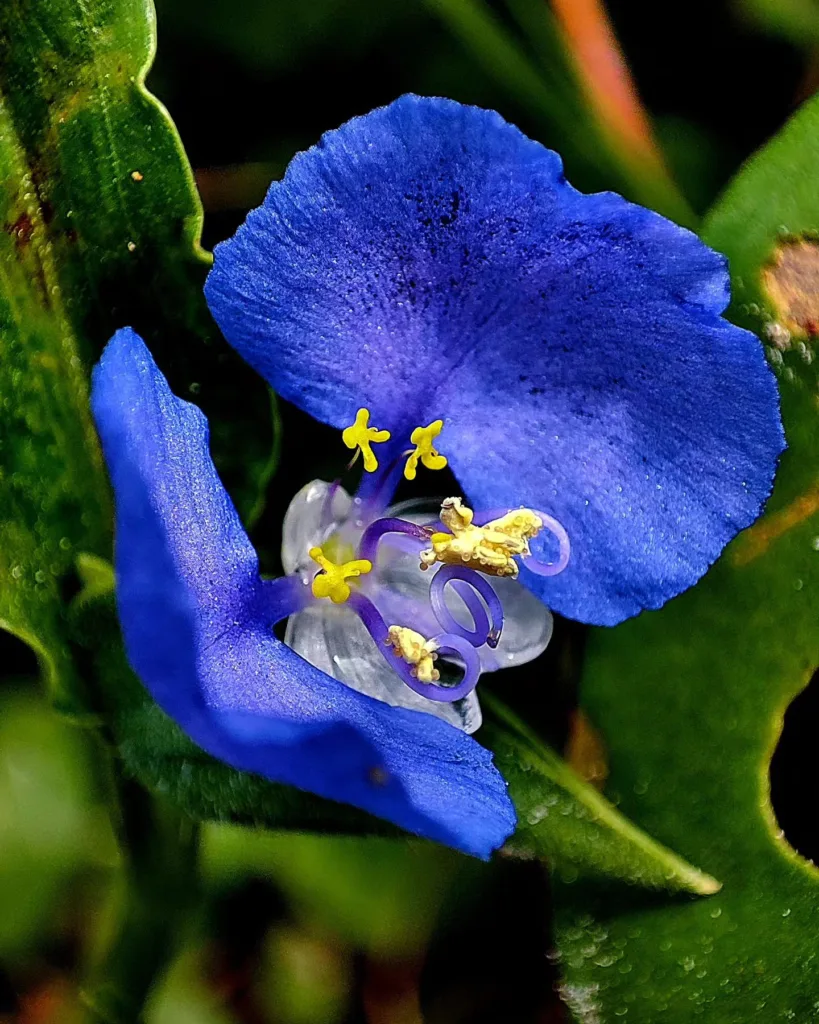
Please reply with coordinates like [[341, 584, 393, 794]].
[[429, 564, 504, 649], [357, 517, 431, 564], [347, 592, 480, 703], [473, 507, 570, 578], [352, 449, 410, 512], [522, 511, 571, 577]]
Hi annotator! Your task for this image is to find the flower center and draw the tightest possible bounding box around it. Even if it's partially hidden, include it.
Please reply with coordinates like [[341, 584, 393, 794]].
[[282, 411, 571, 721]]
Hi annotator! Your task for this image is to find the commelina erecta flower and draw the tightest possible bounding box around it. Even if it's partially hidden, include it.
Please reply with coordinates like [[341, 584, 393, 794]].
[[92, 95, 784, 859]]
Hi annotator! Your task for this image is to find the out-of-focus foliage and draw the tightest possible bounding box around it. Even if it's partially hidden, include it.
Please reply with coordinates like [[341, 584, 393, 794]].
[[0, 688, 112, 959], [204, 829, 461, 957], [741, 0, 819, 48], [156, 0, 421, 74], [555, 91, 819, 1023]]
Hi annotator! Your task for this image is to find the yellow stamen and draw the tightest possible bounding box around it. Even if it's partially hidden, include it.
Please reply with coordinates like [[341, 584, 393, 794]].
[[419, 497, 542, 578], [386, 625, 440, 683], [309, 546, 372, 604], [342, 408, 391, 472], [404, 419, 447, 481]]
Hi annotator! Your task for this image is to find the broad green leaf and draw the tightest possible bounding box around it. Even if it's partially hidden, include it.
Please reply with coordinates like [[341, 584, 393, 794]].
[[555, 94, 819, 1022], [0, 0, 274, 707], [483, 698, 718, 894], [0, 62, 111, 709], [121, 688, 717, 888], [0, 0, 274, 520]]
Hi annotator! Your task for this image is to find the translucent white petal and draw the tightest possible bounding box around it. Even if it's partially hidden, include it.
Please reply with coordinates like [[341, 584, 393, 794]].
[[285, 604, 482, 733], [281, 480, 352, 576]]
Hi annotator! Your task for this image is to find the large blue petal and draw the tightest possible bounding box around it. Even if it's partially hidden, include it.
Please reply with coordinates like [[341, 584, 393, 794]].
[[91, 328, 515, 858], [205, 94, 783, 625]]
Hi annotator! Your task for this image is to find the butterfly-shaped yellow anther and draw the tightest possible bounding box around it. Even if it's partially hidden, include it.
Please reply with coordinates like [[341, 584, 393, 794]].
[[341, 408, 391, 472], [309, 547, 372, 604], [404, 419, 447, 481]]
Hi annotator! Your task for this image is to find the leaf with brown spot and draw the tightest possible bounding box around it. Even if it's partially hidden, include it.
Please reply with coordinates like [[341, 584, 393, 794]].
[[762, 237, 819, 337], [554, 91, 819, 1023]]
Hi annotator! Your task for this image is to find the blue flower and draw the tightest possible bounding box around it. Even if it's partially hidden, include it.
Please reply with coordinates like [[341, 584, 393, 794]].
[[93, 95, 783, 859], [205, 94, 784, 627]]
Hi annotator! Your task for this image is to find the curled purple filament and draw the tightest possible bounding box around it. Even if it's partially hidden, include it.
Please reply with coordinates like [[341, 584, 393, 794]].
[[522, 511, 571, 577], [472, 507, 571, 578], [429, 564, 504, 649], [347, 592, 480, 702], [357, 516, 431, 564]]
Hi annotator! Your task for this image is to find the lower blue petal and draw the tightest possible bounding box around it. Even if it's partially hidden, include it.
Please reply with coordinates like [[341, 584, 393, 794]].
[[91, 328, 515, 857]]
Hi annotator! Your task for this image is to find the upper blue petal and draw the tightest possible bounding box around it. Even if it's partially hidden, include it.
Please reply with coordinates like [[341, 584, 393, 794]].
[[205, 94, 784, 625], [91, 328, 515, 858]]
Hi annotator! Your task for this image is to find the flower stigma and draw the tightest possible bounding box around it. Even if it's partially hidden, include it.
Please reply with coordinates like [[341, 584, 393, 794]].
[[404, 419, 447, 481], [309, 546, 372, 603], [342, 408, 391, 472], [386, 626, 440, 683], [420, 497, 543, 578]]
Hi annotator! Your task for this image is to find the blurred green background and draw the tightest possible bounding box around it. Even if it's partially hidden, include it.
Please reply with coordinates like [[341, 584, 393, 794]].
[[1, 0, 816, 1021]]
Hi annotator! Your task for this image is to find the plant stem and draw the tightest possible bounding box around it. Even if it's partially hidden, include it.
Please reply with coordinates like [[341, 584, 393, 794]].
[[81, 756, 199, 1024]]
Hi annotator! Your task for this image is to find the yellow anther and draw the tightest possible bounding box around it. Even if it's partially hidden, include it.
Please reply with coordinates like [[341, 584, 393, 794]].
[[342, 408, 391, 472], [419, 497, 542, 578], [309, 546, 372, 604], [404, 419, 447, 481], [386, 626, 440, 683]]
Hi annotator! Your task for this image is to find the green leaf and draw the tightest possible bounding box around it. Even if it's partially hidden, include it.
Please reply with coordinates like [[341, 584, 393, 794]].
[[0, 50, 111, 710], [483, 698, 718, 894], [0, 0, 275, 521], [121, 690, 719, 888], [555, 93, 819, 1022], [0, 0, 275, 707]]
